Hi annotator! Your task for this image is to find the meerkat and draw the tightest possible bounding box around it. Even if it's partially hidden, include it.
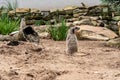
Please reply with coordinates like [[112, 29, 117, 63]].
[[117, 21, 120, 36], [20, 18, 26, 29], [66, 27, 80, 54]]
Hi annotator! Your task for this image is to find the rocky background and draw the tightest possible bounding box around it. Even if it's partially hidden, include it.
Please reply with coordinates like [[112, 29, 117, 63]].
[[5, 4, 120, 46]]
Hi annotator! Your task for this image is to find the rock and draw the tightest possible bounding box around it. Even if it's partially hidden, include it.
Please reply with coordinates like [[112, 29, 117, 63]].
[[41, 10, 51, 20], [87, 8, 102, 16], [57, 10, 66, 15], [66, 22, 74, 27], [63, 6, 78, 16], [79, 16, 100, 21], [73, 19, 93, 26], [50, 19, 56, 25], [73, 9, 87, 17], [7, 41, 20, 46], [8, 10, 15, 16], [39, 32, 51, 39], [26, 20, 36, 25], [105, 37, 120, 47], [73, 17, 105, 27], [66, 18, 79, 22], [41, 10, 50, 17], [89, 16, 100, 20], [91, 20, 98, 26], [77, 30, 109, 40], [79, 16, 90, 20], [97, 20, 106, 27], [65, 14, 73, 19], [33, 25, 49, 32], [15, 8, 30, 13], [0, 35, 12, 41], [73, 13, 80, 18], [63, 6, 78, 11], [76, 25, 118, 40], [87, 5, 106, 16], [65, 10, 73, 15], [108, 24, 118, 31], [25, 13, 42, 20], [112, 16, 120, 21], [73, 8, 88, 14], [30, 8, 40, 13]]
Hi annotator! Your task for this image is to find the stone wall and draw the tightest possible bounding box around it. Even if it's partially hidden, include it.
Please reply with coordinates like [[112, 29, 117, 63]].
[[7, 4, 120, 32], [6, 5, 108, 21]]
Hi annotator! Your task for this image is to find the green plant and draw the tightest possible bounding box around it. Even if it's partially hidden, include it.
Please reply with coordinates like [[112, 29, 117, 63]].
[[48, 20, 69, 41], [35, 20, 45, 26], [35, 20, 41, 26], [0, 13, 20, 35]]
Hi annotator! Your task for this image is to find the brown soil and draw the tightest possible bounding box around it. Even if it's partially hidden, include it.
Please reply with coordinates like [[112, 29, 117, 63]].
[[0, 39, 120, 80]]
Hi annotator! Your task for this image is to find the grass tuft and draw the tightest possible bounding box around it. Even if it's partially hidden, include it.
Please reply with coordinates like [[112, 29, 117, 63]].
[[48, 20, 69, 41], [0, 13, 20, 35]]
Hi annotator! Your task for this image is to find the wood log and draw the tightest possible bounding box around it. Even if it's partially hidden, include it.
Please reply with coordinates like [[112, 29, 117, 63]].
[[10, 26, 40, 44]]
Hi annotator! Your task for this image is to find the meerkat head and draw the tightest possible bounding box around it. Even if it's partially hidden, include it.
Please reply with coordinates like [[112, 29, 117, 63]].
[[21, 18, 25, 22], [70, 27, 80, 34]]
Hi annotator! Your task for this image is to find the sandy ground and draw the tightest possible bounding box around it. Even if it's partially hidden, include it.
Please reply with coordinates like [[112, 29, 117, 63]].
[[0, 39, 120, 80]]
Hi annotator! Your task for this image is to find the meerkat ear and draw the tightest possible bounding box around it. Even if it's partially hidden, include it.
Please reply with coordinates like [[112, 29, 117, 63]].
[[75, 27, 80, 30]]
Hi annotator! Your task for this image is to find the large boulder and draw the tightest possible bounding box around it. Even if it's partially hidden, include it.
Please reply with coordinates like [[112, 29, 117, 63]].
[[77, 30, 109, 40], [105, 37, 120, 48], [76, 25, 118, 40]]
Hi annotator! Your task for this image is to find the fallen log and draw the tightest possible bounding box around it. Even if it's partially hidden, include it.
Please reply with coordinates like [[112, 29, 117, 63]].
[[10, 26, 40, 44]]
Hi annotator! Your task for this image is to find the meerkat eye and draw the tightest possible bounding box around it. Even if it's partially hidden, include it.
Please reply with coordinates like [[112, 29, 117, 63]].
[[75, 27, 80, 30]]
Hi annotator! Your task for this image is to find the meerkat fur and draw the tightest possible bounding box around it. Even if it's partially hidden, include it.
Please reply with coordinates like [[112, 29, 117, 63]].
[[20, 18, 26, 29], [66, 27, 80, 54], [117, 21, 120, 36]]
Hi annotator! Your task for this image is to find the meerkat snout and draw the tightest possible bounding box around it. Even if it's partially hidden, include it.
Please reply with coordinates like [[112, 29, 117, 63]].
[[66, 26, 80, 55]]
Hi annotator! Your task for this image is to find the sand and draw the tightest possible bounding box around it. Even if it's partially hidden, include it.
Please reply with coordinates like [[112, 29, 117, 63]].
[[0, 39, 119, 80]]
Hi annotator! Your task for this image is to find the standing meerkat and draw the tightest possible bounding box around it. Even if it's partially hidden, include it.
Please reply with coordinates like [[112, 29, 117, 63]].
[[20, 18, 26, 29], [66, 27, 80, 54], [117, 21, 120, 36]]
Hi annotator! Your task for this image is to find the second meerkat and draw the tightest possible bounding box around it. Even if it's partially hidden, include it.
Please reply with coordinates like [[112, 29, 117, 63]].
[[66, 27, 80, 54]]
